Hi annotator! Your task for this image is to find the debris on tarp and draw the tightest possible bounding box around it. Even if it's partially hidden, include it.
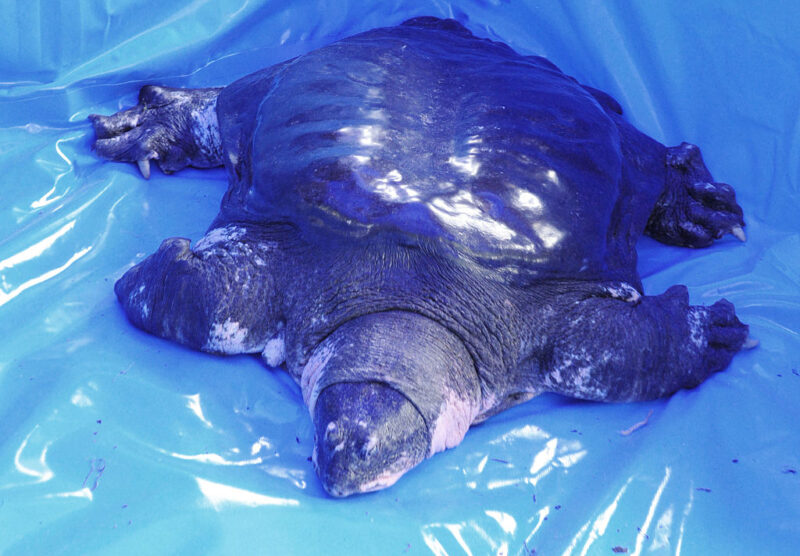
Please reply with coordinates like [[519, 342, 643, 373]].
[[619, 410, 654, 436]]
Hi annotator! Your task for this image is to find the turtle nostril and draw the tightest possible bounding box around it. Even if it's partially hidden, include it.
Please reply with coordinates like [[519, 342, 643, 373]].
[[359, 435, 378, 459]]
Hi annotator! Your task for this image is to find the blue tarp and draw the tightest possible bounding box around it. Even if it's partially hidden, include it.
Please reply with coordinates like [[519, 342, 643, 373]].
[[1, 1, 798, 553]]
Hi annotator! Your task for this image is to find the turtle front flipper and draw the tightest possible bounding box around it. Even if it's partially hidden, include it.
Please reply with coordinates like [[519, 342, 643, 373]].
[[114, 224, 283, 354], [533, 281, 754, 402], [645, 143, 746, 247], [90, 85, 223, 178], [301, 311, 480, 497]]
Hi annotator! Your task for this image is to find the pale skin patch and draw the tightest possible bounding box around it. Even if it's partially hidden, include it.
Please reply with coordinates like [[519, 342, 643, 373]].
[[194, 225, 248, 250], [190, 98, 223, 162], [428, 389, 477, 456], [603, 282, 641, 304], [301, 344, 336, 412], [126, 283, 149, 321], [546, 347, 611, 399], [206, 319, 249, 352], [356, 455, 417, 493], [261, 334, 286, 367], [687, 307, 709, 349]]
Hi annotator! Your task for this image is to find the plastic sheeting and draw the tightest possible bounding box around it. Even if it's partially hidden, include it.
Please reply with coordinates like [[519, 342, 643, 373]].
[[1, 1, 798, 553]]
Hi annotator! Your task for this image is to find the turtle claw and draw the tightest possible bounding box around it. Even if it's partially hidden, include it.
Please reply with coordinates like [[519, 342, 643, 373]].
[[137, 159, 151, 180], [742, 336, 759, 350]]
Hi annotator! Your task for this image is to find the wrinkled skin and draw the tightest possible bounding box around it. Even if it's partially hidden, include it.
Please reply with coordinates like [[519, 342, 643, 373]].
[[91, 17, 754, 497]]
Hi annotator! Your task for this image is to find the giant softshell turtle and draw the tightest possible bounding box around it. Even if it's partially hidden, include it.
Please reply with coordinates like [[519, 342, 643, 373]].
[[91, 17, 753, 496]]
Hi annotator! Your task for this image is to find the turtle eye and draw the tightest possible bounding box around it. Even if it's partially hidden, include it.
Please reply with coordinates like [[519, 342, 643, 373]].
[[324, 420, 345, 446]]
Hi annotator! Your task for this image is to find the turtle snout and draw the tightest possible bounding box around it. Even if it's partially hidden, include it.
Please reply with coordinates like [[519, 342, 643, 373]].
[[114, 237, 205, 339], [312, 382, 429, 497], [115, 237, 193, 299]]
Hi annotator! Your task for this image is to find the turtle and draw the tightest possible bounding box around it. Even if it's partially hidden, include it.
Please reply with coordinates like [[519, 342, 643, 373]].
[[90, 16, 755, 497]]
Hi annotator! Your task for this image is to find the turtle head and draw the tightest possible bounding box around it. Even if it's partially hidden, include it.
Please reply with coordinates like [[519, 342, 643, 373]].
[[312, 382, 429, 497]]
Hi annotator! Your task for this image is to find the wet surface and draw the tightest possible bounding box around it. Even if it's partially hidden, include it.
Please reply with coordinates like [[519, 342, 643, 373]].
[[1, 1, 799, 553]]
